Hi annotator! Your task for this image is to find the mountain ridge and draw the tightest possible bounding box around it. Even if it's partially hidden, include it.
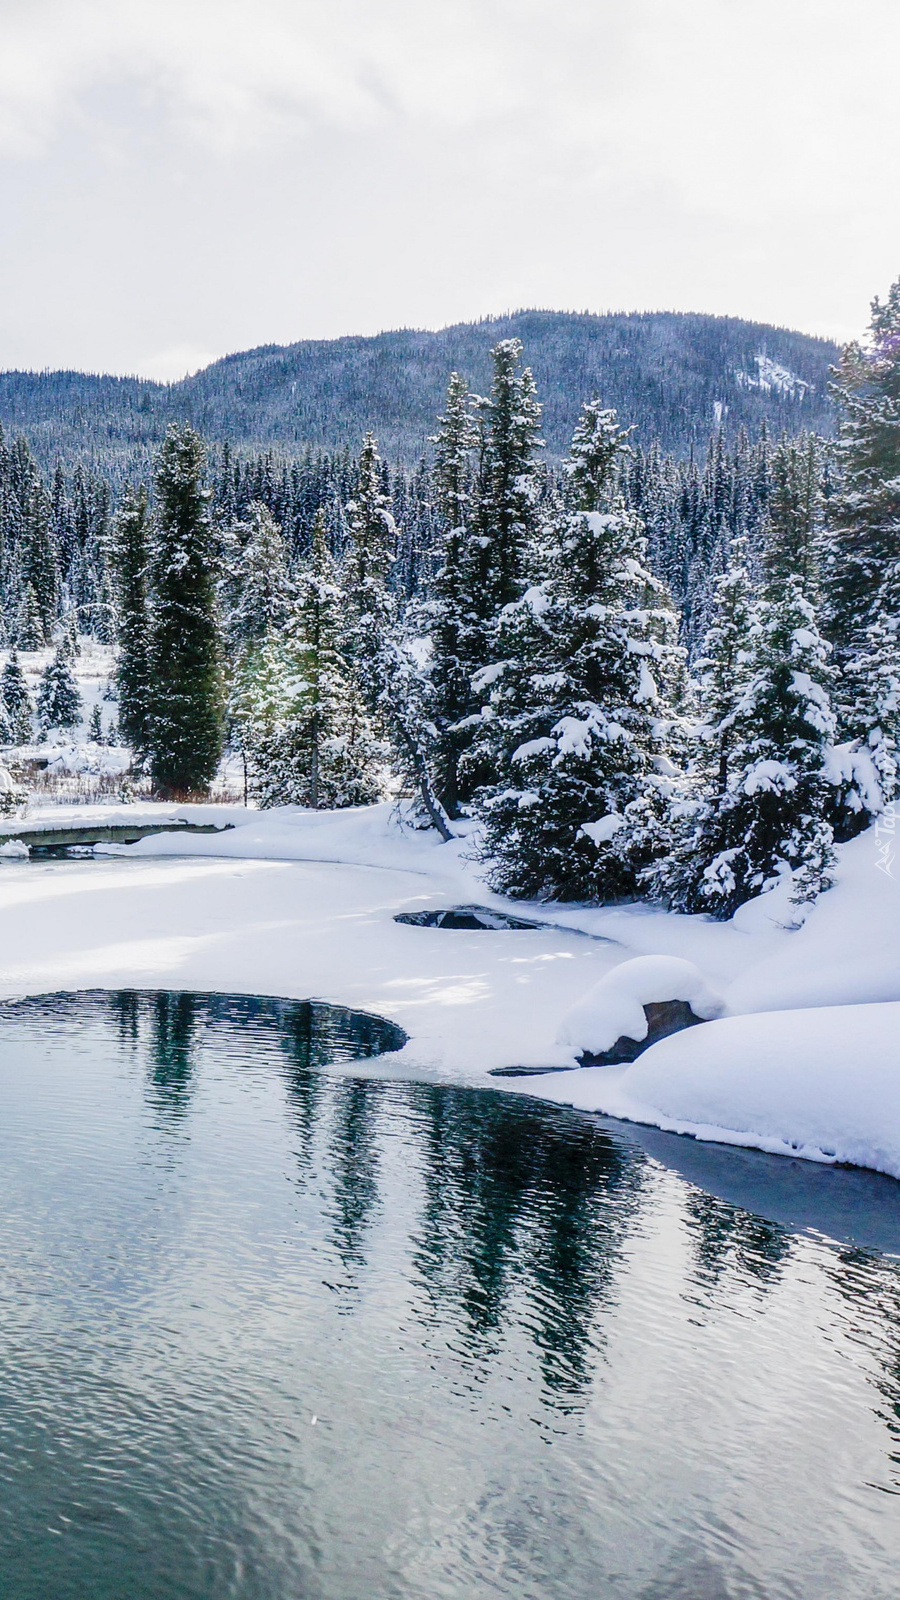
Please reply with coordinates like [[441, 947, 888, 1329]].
[[0, 309, 841, 472]]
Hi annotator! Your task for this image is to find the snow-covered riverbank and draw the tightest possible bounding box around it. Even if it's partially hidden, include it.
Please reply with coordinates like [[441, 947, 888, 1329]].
[[2, 800, 898, 1179]]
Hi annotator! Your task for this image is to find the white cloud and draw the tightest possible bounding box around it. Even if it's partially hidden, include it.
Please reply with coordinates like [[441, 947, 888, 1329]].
[[0, 0, 898, 369]]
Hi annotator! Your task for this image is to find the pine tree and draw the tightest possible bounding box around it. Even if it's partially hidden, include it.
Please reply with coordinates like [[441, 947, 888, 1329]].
[[824, 280, 900, 662], [37, 646, 82, 734], [426, 372, 479, 816], [665, 579, 836, 917], [146, 426, 224, 796], [88, 704, 104, 743], [473, 403, 682, 900], [763, 434, 821, 599], [2, 649, 33, 743], [650, 540, 757, 908], [469, 338, 543, 621], [111, 485, 151, 756], [237, 511, 384, 809], [226, 501, 292, 653], [15, 583, 45, 649]]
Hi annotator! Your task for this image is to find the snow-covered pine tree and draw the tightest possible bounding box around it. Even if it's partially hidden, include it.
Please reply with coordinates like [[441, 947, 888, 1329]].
[[468, 337, 543, 617], [238, 511, 384, 809], [1, 649, 33, 743], [426, 372, 479, 816], [649, 538, 757, 908], [763, 434, 821, 599], [669, 578, 836, 917], [37, 646, 82, 734], [88, 704, 104, 743], [146, 426, 224, 797], [111, 485, 151, 757], [822, 281, 900, 820], [342, 435, 453, 836], [824, 280, 900, 665], [225, 501, 292, 653], [15, 583, 45, 649], [474, 401, 682, 900], [20, 485, 59, 638]]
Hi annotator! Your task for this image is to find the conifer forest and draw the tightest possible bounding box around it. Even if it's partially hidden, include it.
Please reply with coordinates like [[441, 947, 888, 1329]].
[[1, 286, 897, 921]]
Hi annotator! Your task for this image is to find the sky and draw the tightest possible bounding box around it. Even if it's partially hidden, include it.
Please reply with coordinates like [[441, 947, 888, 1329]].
[[0, 0, 897, 380]]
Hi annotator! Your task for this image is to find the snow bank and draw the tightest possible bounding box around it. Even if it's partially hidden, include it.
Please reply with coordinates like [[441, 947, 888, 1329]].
[[727, 828, 900, 1012], [557, 955, 724, 1056], [530, 1003, 900, 1178]]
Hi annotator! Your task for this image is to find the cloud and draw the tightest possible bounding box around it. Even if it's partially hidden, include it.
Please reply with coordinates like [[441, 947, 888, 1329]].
[[0, 0, 608, 155]]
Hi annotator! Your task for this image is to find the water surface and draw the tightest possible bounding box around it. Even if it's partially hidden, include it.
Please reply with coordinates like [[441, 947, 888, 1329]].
[[0, 989, 897, 1599]]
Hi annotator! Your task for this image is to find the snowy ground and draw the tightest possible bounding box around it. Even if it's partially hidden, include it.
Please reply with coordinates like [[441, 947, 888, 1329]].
[[0, 798, 898, 1182]]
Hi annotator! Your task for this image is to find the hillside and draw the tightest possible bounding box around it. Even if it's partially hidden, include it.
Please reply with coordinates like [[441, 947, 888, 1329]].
[[0, 310, 840, 471]]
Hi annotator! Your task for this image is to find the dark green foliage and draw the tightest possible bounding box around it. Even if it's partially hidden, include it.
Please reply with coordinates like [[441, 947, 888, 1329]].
[[824, 281, 900, 662], [763, 434, 821, 599], [111, 485, 151, 756], [146, 426, 224, 796], [426, 372, 479, 816]]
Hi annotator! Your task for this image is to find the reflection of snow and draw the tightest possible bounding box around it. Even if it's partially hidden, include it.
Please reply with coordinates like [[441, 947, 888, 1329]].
[[735, 354, 811, 398]]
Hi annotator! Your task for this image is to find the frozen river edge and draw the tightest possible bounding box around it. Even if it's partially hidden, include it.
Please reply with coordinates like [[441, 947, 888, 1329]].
[[3, 798, 899, 1192]]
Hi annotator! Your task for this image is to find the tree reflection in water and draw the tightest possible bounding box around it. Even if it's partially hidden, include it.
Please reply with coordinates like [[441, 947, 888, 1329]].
[[406, 1087, 646, 1406], [55, 987, 900, 1470]]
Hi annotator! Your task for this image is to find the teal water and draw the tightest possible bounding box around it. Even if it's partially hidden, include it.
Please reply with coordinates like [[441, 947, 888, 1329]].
[[0, 989, 897, 1599]]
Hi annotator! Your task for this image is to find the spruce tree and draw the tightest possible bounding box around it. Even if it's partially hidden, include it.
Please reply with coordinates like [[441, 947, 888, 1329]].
[[473, 403, 681, 900], [226, 501, 292, 653], [146, 426, 224, 796], [2, 649, 33, 743], [822, 281, 900, 817], [426, 372, 479, 816], [825, 280, 900, 662], [666, 579, 836, 917], [650, 540, 757, 908], [111, 485, 151, 756], [468, 338, 543, 621], [37, 646, 82, 734], [763, 434, 821, 599], [242, 511, 384, 809], [15, 584, 45, 649]]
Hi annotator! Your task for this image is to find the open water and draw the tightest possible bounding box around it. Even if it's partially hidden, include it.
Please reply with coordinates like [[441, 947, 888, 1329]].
[[0, 988, 897, 1599]]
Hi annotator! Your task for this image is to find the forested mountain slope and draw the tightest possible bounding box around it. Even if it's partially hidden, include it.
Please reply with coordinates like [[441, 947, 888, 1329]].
[[0, 310, 839, 470]]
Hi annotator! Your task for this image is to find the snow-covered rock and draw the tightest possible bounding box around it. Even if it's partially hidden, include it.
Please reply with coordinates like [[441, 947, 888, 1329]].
[[557, 955, 725, 1059]]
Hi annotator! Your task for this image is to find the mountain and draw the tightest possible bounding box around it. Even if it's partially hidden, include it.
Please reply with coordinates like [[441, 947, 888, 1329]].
[[0, 310, 840, 472]]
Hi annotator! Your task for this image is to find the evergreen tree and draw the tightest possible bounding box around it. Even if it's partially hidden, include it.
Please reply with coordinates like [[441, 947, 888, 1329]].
[[763, 434, 821, 599], [473, 403, 681, 900], [824, 280, 900, 662], [111, 485, 151, 756], [1, 649, 33, 743], [469, 338, 543, 620], [344, 435, 453, 836], [15, 583, 45, 649], [146, 426, 224, 796], [238, 512, 384, 809], [37, 646, 82, 734], [226, 500, 292, 653], [426, 372, 479, 816], [88, 704, 104, 743], [661, 579, 836, 917]]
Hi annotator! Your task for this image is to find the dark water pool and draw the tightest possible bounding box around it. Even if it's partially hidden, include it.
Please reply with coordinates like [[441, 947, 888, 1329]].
[[0, 989, 898, 1599]]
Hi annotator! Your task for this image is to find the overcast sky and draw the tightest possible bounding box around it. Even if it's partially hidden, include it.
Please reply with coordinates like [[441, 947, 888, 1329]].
[[0, 0, 896, 379]]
